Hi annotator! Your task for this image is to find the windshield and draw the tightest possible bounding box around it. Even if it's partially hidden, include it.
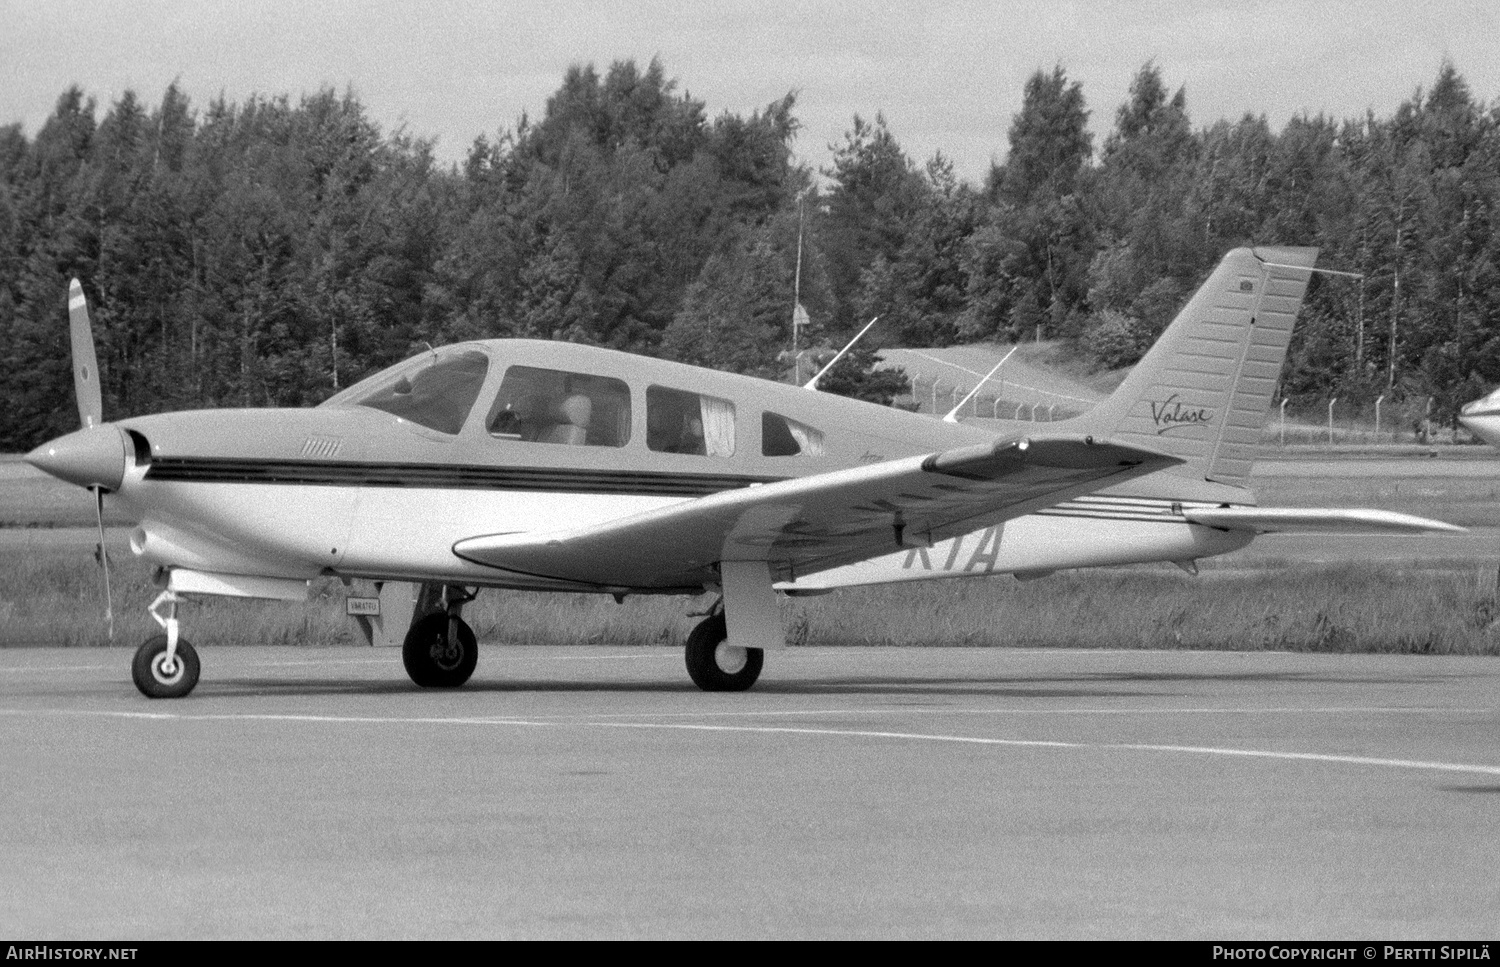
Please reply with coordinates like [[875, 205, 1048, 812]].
[[354, 349, 490, 435]]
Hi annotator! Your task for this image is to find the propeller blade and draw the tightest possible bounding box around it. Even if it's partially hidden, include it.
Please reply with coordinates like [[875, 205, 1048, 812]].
[[68, 279, 103, 429], [93, 486, 114, 641]]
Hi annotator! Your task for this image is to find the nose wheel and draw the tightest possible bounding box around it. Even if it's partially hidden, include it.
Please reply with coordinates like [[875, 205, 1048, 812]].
[[402, 611, 478, 688], [132, 590, 200, 698], [684, 613, 763, 692], [132, 634, 201, 699]]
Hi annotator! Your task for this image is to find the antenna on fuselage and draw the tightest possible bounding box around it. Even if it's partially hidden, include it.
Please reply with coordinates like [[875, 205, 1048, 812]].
[[943, 345, 1017, 423], [804, 315, 880, 391]]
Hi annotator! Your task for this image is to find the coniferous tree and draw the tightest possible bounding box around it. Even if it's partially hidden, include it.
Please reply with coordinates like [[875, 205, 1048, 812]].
[[963, 66, 1093, 343]]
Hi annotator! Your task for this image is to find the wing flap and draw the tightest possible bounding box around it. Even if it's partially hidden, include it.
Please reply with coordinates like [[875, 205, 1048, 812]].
[[1182, 507, 1466, 534], [453, 435, 1180, 589]]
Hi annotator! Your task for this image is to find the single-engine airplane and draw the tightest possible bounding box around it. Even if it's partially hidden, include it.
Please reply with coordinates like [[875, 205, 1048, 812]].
[[26, 246, 1461, 698]]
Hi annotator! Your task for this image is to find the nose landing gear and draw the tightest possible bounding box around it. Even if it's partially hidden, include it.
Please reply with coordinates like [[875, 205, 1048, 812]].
[[132, 590, 200, 698]]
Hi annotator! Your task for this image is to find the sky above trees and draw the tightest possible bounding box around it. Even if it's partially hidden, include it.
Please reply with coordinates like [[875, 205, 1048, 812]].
[[6, 55, 1497, 454], [3, 0, 1498, 184]]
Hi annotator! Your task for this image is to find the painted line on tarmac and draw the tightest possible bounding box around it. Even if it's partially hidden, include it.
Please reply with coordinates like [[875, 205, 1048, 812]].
[[497, 652, 679, 662], [516, 705, 1487, 719], [588, 720, 1500, 778], [0, 664, 115, 672], [9, 707, 1500, 779]]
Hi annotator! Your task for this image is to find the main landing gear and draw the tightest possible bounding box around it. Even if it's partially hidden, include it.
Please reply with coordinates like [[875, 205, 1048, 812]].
[[684, 612, 764, 692], [132, 590, 200, 699], [683, 562, 781, 692], [402, 585, 478, 688]]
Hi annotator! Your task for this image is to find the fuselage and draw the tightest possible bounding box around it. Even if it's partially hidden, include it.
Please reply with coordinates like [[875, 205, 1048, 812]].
[[46, 339, 1257, 595]]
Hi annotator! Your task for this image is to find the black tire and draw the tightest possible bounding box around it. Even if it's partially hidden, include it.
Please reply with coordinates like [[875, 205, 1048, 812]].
[[132, 635, 201, 699], [684, 614, 763, 692], [402, 612, 478, 688]]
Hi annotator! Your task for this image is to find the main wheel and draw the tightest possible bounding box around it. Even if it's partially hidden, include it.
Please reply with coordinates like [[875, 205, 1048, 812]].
[[684, 614, 763, 692], [132, 635, 201, 699], [402, 612, 478, 688]]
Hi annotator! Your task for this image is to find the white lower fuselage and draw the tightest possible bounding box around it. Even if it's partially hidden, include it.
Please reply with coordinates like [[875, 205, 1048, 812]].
[[114, 460, 1253, 595]]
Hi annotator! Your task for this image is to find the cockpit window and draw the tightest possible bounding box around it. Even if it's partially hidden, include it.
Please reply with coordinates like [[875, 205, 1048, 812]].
[[762, 412, 825, 457], [647, 386, 735, 457], [355, 350, 490, 435], [486, 365, 631, 447]]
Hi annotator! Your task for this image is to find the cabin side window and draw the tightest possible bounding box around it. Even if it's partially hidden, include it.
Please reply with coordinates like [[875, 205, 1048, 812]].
[[485, 366, 632, 447], [647, 386, 735, 457], [762, 412, 825, 457], [355, 349, 490, 435]]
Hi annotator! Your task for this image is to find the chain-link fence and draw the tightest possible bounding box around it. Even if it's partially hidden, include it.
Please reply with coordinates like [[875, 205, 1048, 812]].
[[901, 373, 1095, 422]]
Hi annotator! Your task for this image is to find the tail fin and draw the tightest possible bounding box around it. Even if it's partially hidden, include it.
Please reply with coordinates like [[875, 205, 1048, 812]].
[[1066, 246, 1318, 487]]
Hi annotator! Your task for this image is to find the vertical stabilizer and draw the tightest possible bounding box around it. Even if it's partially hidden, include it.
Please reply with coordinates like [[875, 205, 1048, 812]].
[[1066, 246, 1318, 487]]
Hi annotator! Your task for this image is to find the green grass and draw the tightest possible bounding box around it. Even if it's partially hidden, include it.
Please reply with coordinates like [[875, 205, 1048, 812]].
[[4, 543, 1498, 655]]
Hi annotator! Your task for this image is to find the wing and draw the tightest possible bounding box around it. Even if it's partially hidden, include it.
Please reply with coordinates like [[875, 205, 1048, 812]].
[[1182, 506, 1465, 534], [453, 434, 1180, 590]]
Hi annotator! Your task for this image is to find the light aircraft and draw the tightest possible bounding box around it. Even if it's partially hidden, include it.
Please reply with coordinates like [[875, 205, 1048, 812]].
[[26, 246, 1461, 699]]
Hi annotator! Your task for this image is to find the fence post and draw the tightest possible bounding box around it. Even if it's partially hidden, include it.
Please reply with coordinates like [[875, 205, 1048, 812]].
[[1375, 394, 1385, 441], [1280, 398, 1289, 448], [1327, 397, 1338, 448]]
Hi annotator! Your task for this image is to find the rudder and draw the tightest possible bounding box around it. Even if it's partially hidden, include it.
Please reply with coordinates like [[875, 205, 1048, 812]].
[[1065, 246, 1318, 486]]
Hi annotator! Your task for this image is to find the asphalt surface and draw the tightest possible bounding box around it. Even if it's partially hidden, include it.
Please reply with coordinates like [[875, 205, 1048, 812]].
[[2, 645, 1498, 939], [5, 453, 1500, 939]]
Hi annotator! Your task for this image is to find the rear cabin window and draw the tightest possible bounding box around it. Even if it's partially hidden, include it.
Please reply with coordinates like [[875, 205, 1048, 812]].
[[356, 349, 490, 435], [485, 366, 631, 447], [762, 412, 825, 457], [646, 386, 735, 457]]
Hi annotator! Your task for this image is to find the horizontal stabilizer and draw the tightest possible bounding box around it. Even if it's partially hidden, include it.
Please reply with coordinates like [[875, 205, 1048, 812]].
[[1182, 507, 1465, 534]]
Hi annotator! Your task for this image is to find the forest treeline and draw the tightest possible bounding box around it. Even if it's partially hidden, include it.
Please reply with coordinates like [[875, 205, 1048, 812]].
[[2, 57, 1497, 451]]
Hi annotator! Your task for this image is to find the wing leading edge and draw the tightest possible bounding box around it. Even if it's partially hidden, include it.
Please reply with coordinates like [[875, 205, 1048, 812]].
[[452, 435, 1181, 590]]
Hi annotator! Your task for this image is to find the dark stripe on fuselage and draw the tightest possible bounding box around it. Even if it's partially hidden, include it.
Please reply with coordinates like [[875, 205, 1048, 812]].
[[143, 457, 785, 496]]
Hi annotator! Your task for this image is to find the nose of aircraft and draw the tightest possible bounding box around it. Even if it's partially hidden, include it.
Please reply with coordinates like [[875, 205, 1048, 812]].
[[25, 425, 127, 491]]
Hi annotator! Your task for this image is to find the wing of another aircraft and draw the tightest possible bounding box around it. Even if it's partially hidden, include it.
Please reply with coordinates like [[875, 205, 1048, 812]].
[[453, 435, 1181, 590], [1181, 507, 1465, 534]]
